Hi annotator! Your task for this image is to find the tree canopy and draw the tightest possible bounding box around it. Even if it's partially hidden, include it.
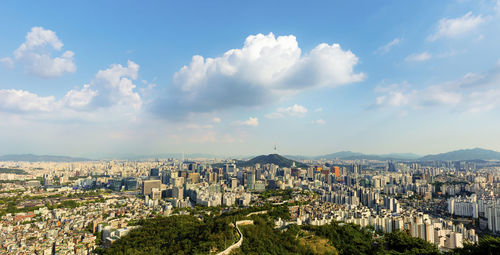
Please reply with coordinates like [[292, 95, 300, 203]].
[[97, 206, 500, 255]]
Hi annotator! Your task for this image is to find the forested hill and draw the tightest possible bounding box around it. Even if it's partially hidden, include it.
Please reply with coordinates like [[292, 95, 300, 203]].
[[96, 206, 500, 255], [238, 154, 308, 168]]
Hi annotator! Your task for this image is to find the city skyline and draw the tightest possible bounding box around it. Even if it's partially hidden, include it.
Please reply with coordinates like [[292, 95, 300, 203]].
[[2, 0, 500, 156]]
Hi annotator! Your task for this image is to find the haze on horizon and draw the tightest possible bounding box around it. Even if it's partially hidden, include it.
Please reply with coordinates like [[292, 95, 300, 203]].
[[1, 0, 500, 157]]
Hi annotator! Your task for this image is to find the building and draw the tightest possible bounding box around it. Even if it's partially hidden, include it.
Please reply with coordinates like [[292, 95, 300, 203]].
[[150, 168, 160, 177], [333, 166, 340, 179], [143, 180, 161, 196], [109, 179, 123, 191], [124, 177, 138, 190], [246, 171, 255, 190], [172, 186, 184, 200]]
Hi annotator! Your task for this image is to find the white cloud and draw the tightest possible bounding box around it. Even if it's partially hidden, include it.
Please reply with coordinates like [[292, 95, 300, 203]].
[[374, 61, 500, 113], [266, 104, 308, 118], [314, 107, 323, 112], [405, 52, 432, 62], [232, 117, 259, 127], [0, 89, 58, 113], [63, 60, 142, 110], [153, 33, 364, 118], [6, 27, 76, 78], [375, 82, 461, 109], [428, 12, 484, 41], [313, 119, 326, 125], [467, 90, 500, 113], [376, 91, 411, 107], [0, 61, 142, 118], [61, 84, 97, 109], [212, 117, 221, 123], [422, 86, 462, 106], [375, 38, 401, 55], [0, 57, 14, 69]]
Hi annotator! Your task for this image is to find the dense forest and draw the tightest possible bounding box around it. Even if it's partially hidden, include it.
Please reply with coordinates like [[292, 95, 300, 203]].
[[96, 215, 237, 254], [0, 167, 28, 175], [98, 206, 500, 255]]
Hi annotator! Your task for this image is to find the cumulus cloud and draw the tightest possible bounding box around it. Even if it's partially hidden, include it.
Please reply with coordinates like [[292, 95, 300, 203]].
[[374, 38, 401, 55], [266, 104, 308, 118], [152, 33, 364, 119], [405, 52, 432, 62], [232, 117, 259, 127], [0, 61, 142, 117], [4, 27, 76, 78], [64, 60, 142, 110], [374, 61, 500, 113], [314, 107, 323, 112], [0, 89, 57, 113], [428, 12, 484, 41]]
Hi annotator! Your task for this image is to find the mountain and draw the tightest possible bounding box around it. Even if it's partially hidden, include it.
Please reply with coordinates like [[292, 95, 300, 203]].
[[238, 154, 308, 168], [316, 151, 420, 161], [420, 148, 500, 161], [0, 154, 91, 162]]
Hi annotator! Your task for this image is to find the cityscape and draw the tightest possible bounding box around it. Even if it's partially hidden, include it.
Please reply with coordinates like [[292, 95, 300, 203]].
[[1, 0, 500, 254], [0, 149, 499, 254]]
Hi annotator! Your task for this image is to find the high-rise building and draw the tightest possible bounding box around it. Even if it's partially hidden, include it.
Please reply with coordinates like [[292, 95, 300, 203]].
[[352, 164, 360, 175], [151, 188, 162, 200], [150, 168, 160, 177], [231, 178, 238, 188], [246, 171, 255, 190], [333, 166, 340, 178], [124, 177, 138, 190], [188, 172, 200, 183], [143, 179, 161, 196], [109, 178, 122, 191], [172, 186, 184, 199], [43, 174, 53, 187], [388, 161, 397, 172]]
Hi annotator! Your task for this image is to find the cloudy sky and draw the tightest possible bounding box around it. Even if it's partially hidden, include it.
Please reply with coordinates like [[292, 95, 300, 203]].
[[1, 0, 500, 157]]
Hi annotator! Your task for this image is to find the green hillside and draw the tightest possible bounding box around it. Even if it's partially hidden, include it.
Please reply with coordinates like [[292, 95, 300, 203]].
[[238, 154, 308, 168], [96, 205, 499, 255]]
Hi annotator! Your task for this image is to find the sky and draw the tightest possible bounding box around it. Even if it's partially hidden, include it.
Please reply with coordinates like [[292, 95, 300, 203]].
[[1, 0, 500, 158]]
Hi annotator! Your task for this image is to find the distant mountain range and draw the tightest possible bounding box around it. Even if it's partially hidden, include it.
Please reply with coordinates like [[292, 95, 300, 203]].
[[237, 154, 308, 168], [315, 151, 421, 161], [287, 148, 500, 161], [1, 148, 500, 162], [286, 151, 421, 161], [419, 148, 500, 161], [0, 154, 91, 162]]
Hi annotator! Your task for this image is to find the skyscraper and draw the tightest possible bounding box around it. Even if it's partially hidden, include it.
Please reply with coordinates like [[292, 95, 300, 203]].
[[150, 168, 160, 177], [333, 166, 340, 178], [143, 180, 161, 196]]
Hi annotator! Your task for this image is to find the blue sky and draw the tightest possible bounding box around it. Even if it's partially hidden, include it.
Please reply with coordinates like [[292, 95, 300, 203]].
[[1, 0, 500, 157]]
